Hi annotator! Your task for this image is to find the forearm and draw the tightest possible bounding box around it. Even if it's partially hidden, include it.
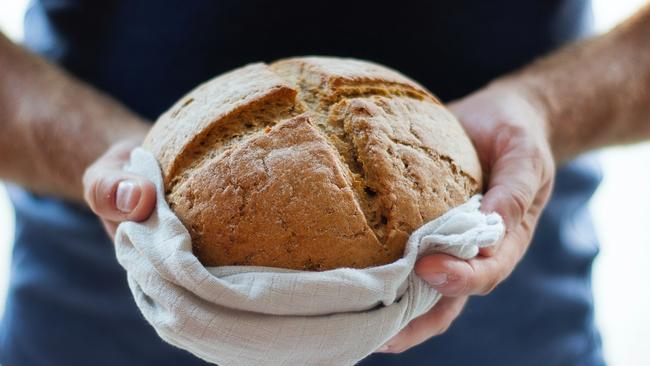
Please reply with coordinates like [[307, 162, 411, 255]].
[[495, 3, 650, 162], [0, 32, 149, 201]]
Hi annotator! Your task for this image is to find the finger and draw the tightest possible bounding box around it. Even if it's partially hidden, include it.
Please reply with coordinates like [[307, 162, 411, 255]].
[[415, 207, 538, 297], [83, 143, 156, 223], [376, 297, 468, 354], [482, 163, 537, 231], [84, 168, 156, 223], [481, 136, 548, 231]]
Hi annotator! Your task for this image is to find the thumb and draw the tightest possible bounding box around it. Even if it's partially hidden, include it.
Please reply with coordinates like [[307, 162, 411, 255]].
[[83, 144, 156, 223]]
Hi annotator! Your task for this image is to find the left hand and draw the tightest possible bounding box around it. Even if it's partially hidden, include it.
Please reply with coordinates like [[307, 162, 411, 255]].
[[377, 81, 555, 353]]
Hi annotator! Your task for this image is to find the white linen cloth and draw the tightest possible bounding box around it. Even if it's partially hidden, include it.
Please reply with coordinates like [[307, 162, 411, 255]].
[[114, 148, 505, 366]]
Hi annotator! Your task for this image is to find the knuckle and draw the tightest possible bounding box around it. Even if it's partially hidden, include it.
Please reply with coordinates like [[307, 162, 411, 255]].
[[478, 266, 509, 296], [522, 147, 545, 169], [517, 143, 555, 185], [448, 261, 474, 296], [497, 188, 528, 228], [526, 147, 549, 177], [508, 187, 529, 216], [435, 320, 452, 335], [454, 271, 472, 296], [493, 123, 526, 154], [386, 325, 415, 353], [479, 278, 499, 295], [496, 121, 526, 139], [473, 263, 500, 296]]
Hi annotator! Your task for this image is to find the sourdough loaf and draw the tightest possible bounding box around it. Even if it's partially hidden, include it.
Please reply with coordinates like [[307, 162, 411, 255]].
[[143, 57, 482, 271]]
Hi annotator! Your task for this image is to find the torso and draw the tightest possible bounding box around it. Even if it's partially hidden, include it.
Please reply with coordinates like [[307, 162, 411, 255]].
[[0, 1, 603, 365]]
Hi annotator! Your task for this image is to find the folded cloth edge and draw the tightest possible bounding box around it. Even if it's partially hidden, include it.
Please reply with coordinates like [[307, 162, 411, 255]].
[[114, 147, 505, 366]]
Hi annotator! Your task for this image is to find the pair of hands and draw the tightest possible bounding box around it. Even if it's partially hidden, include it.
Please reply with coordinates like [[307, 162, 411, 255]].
[[83, 82, 555, 354]]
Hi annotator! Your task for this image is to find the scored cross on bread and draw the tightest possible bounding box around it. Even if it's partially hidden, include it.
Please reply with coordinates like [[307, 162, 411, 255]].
[[143, 56, 482, 271]]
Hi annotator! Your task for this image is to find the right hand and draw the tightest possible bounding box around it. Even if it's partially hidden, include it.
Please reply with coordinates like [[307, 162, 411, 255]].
[[379, 81, 555, 353], [82, 139, 156, 239]]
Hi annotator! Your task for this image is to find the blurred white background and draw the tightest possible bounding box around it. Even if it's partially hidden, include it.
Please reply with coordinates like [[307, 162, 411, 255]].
[[1, 0, 649, 364]]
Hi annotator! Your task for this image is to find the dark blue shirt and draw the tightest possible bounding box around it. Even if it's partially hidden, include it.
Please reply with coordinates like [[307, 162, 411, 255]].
[[0, 1, 603, 365]]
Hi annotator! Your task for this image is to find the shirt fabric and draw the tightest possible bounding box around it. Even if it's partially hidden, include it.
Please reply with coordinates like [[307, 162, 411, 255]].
[[0, 1, 603, 365]]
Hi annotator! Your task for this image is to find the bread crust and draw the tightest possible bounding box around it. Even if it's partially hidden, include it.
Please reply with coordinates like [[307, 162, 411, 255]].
[[143, 56, 482, 270]]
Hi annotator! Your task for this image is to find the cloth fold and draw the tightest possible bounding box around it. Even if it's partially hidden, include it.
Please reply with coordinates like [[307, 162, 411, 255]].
[[115, 148, 504, 366]]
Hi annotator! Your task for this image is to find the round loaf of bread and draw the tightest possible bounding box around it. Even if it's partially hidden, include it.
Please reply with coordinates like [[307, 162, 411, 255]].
[[143, 57, 482, 271]]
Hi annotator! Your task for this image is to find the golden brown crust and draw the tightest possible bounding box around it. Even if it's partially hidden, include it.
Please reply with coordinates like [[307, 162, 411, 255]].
[[143, 56, 482, 270], [143, 63, 298, 186]]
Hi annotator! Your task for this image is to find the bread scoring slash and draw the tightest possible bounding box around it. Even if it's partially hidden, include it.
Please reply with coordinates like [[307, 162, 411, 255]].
[[143, 56, 482, 271]]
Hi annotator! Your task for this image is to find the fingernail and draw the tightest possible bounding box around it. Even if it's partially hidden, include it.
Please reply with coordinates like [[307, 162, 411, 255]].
[[425, 273, 448, 287], [116, 180, 140, 213]]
